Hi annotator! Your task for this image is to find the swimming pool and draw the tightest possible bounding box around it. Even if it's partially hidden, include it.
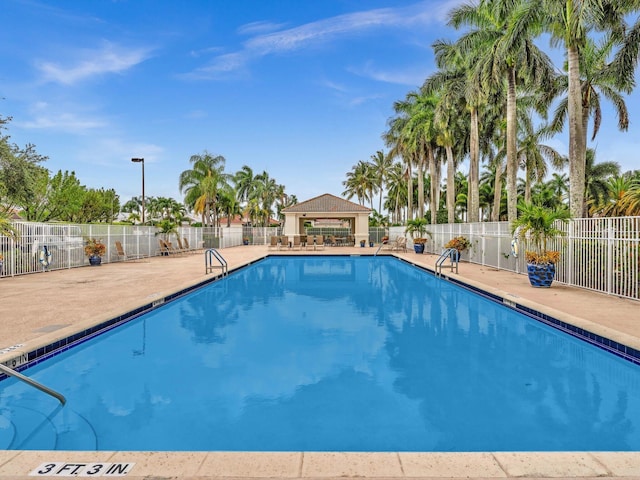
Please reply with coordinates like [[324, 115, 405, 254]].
[[1, 255, 640, 451]]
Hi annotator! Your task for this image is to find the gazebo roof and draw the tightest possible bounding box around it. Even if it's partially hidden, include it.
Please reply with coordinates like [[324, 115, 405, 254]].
[[282, 193, 371, 214]]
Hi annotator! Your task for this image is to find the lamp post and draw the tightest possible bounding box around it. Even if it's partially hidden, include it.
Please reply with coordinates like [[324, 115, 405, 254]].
[[131, 158, 145, 224]]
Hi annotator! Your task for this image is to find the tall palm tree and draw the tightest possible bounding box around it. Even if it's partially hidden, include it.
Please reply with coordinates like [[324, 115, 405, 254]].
[[543, 0, 633, 218], [343, 160, 374, 207], [233, 165, 255, 204], [429, 38, 484, 223], [369, 150, 393, 214], [547, 34, 632, 216], [449, 0, 554, 224]]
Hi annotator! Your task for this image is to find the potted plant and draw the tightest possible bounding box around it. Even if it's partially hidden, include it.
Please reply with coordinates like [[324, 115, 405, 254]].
[[84, 238, 106, 266], [360, 239, 366, 247], [243, 237, 250, 245], [511, 202, 570, 287], [405, 218, 432, 254], [445, 236, 472, 261]]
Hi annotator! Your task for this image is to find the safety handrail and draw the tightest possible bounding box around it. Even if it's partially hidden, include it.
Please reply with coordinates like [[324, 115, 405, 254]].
[[0, 363, 66, 405], [205, 248, 228, 276], [374, 241, 387, 256], [435, 248, 459, 276]]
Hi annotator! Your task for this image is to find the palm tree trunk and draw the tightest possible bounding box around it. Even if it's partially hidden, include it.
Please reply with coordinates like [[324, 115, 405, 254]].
[[428, 149, 437, 224], [417, 153, 425, 218], [492, 161, 503, 222], [506, 67, 518, 224], [446, 145, 455, 224], [468, 107, 480, 222], [406, 161, 413, 220], [568, 44, 586, 219]]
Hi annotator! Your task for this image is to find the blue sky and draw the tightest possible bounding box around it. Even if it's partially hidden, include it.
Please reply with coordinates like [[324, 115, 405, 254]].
[[2, 0, 639, 208]]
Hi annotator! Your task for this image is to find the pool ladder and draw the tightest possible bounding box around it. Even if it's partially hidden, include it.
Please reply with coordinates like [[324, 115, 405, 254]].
[[435, 248, 459, 276], [205, 248, 228, 276], [0, 363, 66, 405]]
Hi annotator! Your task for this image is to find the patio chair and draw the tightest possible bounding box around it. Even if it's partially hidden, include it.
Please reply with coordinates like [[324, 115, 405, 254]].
[[268, 236, 279, 250], [114, 241, 144, 262], [391, 236, 407, 252], [292, 236, 302, 250], [157, 239, 171, 256], [176, 238, 191, 254], [183, 237, 202, 253], [314, 235, 325, 250], [279, 235, 289, 250]]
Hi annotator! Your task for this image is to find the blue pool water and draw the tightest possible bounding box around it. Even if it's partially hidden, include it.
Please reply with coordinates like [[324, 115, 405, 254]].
[[1, 256, 640, 451]]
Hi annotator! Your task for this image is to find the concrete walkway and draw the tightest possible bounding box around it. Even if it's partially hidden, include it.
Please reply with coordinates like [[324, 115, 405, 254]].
[[0, 246, 639, 479]]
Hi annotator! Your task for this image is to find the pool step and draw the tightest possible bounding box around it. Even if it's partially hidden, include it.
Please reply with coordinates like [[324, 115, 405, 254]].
[[0, 402, 97, 450]]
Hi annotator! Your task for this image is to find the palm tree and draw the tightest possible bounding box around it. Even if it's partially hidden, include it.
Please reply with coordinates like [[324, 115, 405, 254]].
[[517, 120, 566, 204], [547, 34, 632, 216], [429, 38, 483, 222], [543, 0, 634, 218], [589, 175, 635, 217], [343, 160, 374, 207], [233, 165, 255, 204], [179, 151, 228, 227], [584, 148, 620, 216], [384, 162, 407, 224], [546, 173, 569, 208], [369, 150, 393, 214], [450, 0, 554, 224]]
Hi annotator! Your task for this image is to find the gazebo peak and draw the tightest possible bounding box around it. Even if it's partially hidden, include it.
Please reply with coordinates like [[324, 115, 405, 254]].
[[282, 193, 371, 213]]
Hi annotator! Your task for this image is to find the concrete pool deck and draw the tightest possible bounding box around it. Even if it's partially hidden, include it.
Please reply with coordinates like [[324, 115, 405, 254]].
[[0, 245, 639, 479]]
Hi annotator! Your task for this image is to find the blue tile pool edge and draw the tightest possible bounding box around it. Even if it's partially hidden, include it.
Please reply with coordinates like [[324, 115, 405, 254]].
[[0, 258, 266, 380], [399, 257, 640, 367], [2, 253, 639, 381]]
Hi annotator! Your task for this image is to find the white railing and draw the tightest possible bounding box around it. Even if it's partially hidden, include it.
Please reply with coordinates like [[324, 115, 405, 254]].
[[0, 222, 204, 277], [2, 218, 639, 301], [395, 217, 640, 301]]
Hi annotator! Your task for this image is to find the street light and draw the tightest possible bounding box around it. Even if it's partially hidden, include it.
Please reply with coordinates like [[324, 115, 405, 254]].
[[131, 157, 145, 224]]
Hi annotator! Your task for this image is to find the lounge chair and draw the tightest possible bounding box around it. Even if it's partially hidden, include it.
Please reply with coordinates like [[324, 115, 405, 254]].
[[268, 236, 279, 250], [314, 235, 325, 250], [391, 236, 407, 252], [279, 235, 289, 250], [176, 238, 191, 254], [114, 241, 144, 261], [183, 237, 201, 253], [157, 239, 171, 256], [292, 236, 302, 250]]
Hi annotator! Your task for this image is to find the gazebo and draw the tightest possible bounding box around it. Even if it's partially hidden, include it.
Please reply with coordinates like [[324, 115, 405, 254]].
[[281, 193, 372, 245]]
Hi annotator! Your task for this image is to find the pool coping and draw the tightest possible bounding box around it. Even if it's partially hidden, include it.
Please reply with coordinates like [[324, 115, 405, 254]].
[[1, 252, 640, 479]]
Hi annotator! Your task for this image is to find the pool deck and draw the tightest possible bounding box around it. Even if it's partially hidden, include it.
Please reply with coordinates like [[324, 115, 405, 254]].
[[0, 245, 639, 479]]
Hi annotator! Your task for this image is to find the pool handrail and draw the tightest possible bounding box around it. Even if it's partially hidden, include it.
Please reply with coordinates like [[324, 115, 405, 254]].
[[205, 248, 228, 276], [0, 362, 66, 405], [435, 248, 459, 276]]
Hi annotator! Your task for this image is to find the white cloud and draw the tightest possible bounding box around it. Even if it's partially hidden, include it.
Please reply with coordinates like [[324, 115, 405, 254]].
[[349, 62, 432, 86], [18, 112, 106, 132], [237, 21, 288, 36], [187, 0, 448, 79], [36, 41, 151, 85]]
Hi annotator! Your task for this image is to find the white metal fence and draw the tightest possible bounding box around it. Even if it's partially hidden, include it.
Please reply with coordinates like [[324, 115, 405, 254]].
[[2, 218, 638, 301], [389, 217, 640, 301]]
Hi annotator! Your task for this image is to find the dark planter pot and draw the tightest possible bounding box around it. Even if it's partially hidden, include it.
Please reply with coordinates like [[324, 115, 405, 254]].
[[243, 240, 249, 245], [88, 255, 102, 266], [527, 263, 555, 287], [414, 243, 425, 254], [360, 242, 366, 248], [369, 242, 374, 247], [452, 250, 461, 262]]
